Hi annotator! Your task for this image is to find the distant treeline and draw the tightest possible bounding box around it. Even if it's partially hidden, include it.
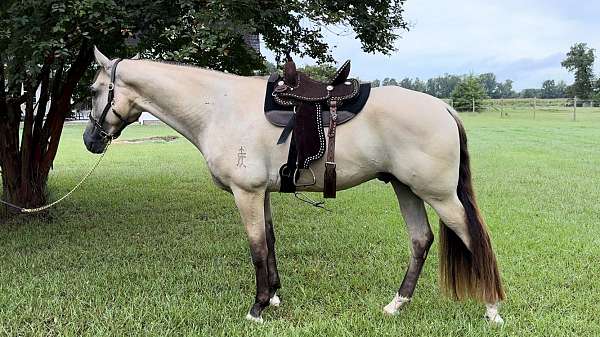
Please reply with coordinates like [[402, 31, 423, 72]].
[[370, 73, 571, 99], [267, 59, 583, 101]]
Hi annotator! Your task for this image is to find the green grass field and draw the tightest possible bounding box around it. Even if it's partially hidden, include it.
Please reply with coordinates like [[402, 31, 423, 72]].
[[1, 109, 600, 336]]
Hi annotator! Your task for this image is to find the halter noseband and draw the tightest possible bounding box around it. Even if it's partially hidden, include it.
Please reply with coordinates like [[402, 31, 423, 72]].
[[89, 58, 135, 140]]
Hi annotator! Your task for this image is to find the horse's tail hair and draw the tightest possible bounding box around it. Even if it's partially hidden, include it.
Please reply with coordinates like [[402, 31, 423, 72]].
[[439, 108, 505, 303]]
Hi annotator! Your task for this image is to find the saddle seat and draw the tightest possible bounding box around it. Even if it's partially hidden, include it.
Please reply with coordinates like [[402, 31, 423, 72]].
[[273, 59, 357, 104], [268, 56, 367, 199]]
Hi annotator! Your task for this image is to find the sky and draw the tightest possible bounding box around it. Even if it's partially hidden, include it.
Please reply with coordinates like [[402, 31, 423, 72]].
[[262, 0, 600, 91]]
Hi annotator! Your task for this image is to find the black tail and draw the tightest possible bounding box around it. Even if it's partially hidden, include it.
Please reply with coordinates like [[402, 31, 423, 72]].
[[439, 109, 505, 303]]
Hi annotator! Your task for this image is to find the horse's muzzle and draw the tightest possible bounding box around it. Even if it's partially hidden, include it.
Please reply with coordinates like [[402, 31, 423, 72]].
[[83, 125, 109, 154]]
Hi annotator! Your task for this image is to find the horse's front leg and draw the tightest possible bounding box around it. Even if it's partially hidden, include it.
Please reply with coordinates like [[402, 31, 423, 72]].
[[233, 188, 270, 323]]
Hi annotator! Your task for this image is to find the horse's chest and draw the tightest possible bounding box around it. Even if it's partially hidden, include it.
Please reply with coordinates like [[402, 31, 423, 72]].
[[209, 171, 231, 192]]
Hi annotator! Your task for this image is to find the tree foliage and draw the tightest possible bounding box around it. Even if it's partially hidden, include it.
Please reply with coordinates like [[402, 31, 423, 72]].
[[255, 61, 278, 76], [298, 64, 338, 82], [495, 79, 516, 99], [382, 77, 398, 86], [412, 78, 426, 92], [370, 71, 576, 99], [561, 43, 596, 99], [540, 80, 567, 99], [478, 73, 497, 97], [451, 75, 487, 111], [372, 73, 513, 99], [399, 77, 411, 89], [0, 0, 409, 217], [519, 88, 542, 99], [425, 74, 461, 98]]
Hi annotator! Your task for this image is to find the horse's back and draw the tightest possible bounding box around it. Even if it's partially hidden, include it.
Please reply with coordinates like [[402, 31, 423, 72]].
[[366, 86, 456, 132]]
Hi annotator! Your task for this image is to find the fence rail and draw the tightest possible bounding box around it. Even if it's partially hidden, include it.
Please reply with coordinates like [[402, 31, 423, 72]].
[[444, 97, 600, 122]]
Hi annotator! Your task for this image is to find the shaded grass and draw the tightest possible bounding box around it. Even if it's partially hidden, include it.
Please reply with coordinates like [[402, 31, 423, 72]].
[[1, 110, 600, 336]]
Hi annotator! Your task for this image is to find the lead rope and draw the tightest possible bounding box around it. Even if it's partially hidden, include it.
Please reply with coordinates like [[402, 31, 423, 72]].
[[0, 141, 111, 214], [294, 192, 331, 212]]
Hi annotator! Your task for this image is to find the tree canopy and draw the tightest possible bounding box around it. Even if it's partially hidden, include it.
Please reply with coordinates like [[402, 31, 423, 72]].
[[0, 0, 409, 216], [561, 43, 596, 99]]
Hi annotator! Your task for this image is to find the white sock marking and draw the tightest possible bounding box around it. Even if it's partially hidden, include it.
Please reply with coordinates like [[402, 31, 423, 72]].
[[485, 303, 504, 325], [383, 293, 411, 315], [269, 293, 281, 307], [245, 312, 264, 324]]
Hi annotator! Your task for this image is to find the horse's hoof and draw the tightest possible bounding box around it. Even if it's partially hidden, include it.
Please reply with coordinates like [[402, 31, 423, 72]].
[[383, 293, 410, 316], [245, 313, 264, 324], [485, 313, 504, 326], [383, 303, 400, 316], [485, 303, 504, 326], [269, 294, 281, 307]]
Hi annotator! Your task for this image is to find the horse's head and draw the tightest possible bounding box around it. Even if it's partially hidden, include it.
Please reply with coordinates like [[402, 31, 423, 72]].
[[83, 47, 142, 153]]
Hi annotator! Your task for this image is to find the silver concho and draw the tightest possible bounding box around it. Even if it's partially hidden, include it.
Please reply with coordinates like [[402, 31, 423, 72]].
[[326, 85, 334, 91]]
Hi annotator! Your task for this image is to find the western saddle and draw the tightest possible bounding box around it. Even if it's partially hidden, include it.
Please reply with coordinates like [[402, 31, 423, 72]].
[[266, 56, 366, 198]]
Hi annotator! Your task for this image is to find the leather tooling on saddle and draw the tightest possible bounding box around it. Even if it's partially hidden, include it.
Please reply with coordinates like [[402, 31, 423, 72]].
[[263, 55, 371, 198]]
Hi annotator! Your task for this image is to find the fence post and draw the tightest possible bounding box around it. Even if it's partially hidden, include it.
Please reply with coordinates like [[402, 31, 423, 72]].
[[533, 97, 536, 120], [573, 96, 577, 121], [472, 97, 475, 113]]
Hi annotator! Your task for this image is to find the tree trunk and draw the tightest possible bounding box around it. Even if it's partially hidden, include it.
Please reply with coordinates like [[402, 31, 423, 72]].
[[0, 43, 93, 221], [1, 173, 47, 219], [0, 101, 43, 219]]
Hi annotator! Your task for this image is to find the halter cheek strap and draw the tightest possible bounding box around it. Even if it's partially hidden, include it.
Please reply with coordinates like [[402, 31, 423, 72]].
[[90, 58, 135, 140]]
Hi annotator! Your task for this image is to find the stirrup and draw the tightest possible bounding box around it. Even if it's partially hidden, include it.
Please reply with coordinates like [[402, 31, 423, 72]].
[[293, 167, 316, 187]]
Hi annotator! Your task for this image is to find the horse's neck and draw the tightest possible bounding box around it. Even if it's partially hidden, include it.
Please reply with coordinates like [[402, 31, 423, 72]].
[[121, 61, 236, 151]]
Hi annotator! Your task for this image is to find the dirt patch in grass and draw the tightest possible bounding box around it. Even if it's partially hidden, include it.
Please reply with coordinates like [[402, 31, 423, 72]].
[[113, 135, 179, 144]]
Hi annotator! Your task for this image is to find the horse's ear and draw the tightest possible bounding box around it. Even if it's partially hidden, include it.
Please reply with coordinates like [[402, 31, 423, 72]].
[[94, 46, 111, 70]]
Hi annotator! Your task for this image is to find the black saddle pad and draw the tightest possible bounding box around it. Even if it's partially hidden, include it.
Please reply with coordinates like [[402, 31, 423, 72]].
[[263, 76, 371, 127]]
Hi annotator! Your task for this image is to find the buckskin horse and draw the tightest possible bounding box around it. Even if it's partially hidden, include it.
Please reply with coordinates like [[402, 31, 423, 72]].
[[83, 48, 505, 324]]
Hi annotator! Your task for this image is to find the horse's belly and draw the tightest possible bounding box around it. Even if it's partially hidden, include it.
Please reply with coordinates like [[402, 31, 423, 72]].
[[265, 125, 385, 193]]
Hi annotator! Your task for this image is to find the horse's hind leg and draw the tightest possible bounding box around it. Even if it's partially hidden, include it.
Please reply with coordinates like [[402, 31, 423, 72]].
[[264, 193, 281, 306], [383, 180, 434, 315]]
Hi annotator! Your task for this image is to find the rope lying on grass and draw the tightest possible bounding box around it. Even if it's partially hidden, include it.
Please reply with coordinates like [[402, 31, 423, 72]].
[[0, 142, 110, 214]]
